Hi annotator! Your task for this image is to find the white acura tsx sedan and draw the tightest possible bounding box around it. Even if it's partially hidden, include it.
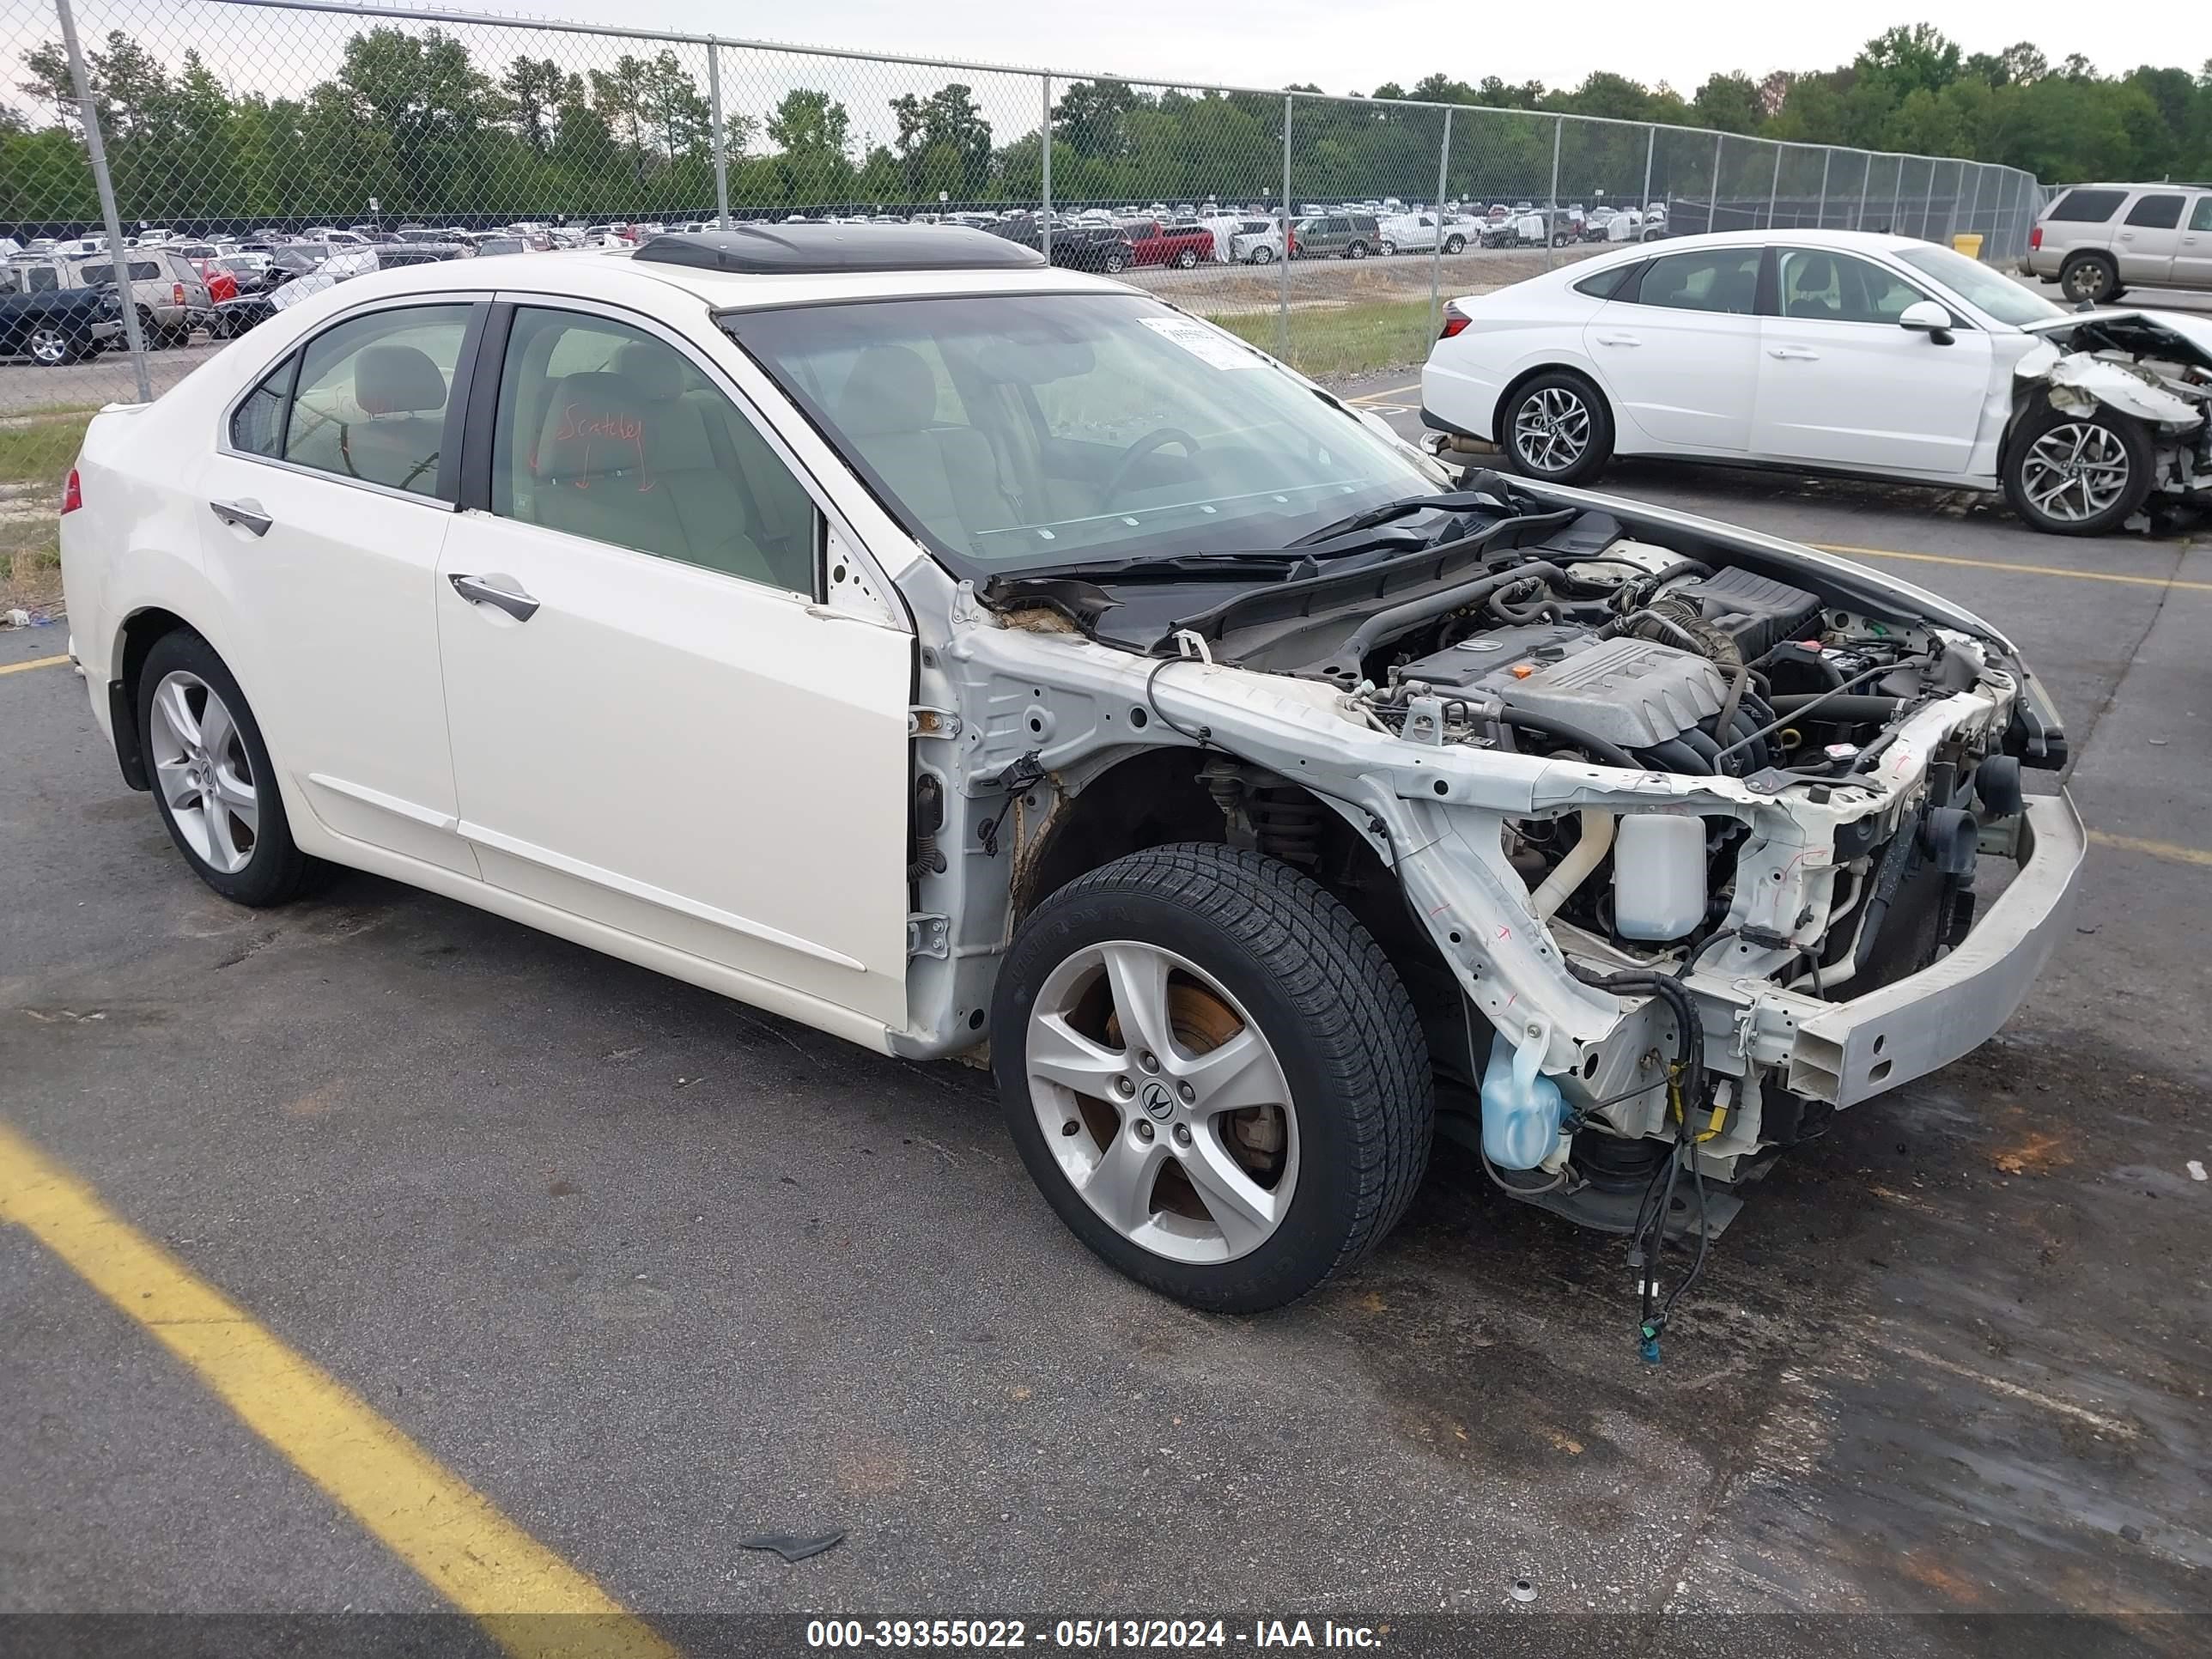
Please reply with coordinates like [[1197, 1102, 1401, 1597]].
[[59, 226, 2081, 1334], [1422, 228, 2212, 536]]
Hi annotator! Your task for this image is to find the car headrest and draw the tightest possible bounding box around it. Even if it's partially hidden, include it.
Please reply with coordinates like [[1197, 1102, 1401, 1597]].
[[615, 337, 687, 401], [1790, 253, 1835, 295], [355, 344, 447, 415], [836, 344, 939, 437], [535, 372, 648, 482]]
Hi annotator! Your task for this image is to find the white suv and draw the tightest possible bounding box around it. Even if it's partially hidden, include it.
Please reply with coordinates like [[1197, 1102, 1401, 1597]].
[[58, 227, 2081, 1329]]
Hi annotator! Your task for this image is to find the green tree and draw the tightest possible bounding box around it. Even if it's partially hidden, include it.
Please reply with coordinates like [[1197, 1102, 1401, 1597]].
[[889, 83, 992, 199]]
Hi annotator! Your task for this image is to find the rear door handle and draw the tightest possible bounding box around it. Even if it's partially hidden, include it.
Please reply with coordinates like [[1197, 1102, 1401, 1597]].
[[1768, 346, 1820, 361], [209, 497, 271, 537], [1593, 332, 1641, 346], [447, 572, 540, 623]]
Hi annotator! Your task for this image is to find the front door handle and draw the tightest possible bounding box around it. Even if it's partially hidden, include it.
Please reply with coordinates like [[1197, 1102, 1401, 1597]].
[[1768, 346, 1820, 361], [448, 572, 540, 623], [209, 497, 271, 537]]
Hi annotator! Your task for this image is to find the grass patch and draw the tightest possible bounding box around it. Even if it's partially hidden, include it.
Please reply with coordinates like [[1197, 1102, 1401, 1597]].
[[0, 411, 86, 612], [1203, 298, 1438, 380], [0, 410, 92, 486]]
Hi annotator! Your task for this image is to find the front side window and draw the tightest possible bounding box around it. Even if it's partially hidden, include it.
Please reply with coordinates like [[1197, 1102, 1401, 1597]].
[[282, 304, 472, 497], [24, 265, 58, 292], [230, 356, 295, 457], [1632, 247, 1761, 314], [725, 291, 1443, 575], [491, 307, 817, 593], [2124, 194, 2184, 229], [2190, 196, 2212, 233], [1775, 248, 1930, 325], [1894, 245, 2063, 326]]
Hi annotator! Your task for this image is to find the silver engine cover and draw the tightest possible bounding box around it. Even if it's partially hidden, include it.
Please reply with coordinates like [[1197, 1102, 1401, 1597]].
[[1400, 623, 1728, 749]]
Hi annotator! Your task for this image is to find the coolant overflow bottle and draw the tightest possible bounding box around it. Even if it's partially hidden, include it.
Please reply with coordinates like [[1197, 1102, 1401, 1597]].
[[1480, 1022, 1566, 1171]]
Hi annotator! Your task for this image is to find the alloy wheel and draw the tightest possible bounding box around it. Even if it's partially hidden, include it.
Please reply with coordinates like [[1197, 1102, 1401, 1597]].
[[149, 670, 259, 874], [1024, 940, 1298, 1265], [28, 327, 67, 366], [1512, 386, 1592, 473], [2020, 423, 2131, 524]]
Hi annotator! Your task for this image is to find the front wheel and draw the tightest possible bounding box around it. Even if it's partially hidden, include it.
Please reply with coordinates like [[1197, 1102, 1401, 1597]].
[[1174, 246, 1198, 269], [1443, 234, 1466, 254], [2002, 399, 2154, 536], [1345, 240, 1368, 260], [1500, 369, 1614, 485], [1102, 251, 1127, 274], [26, 324, 82, 367], [138, 629, 325, 906], [2059, 252, 2121, 306], [994, 843, 1432, 1314]]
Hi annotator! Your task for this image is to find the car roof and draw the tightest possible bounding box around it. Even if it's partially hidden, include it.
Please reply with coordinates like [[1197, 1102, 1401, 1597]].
[[1571, 228, 1927, 264], [269, 243, 1139, 318]]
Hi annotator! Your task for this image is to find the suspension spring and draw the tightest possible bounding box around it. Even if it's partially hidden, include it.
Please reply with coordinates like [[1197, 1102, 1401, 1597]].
[[1250, 787, 1325, 867]]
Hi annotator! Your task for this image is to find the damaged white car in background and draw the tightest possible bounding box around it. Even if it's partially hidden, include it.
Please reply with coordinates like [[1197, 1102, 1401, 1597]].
[[1421, 230, 2212, 536]]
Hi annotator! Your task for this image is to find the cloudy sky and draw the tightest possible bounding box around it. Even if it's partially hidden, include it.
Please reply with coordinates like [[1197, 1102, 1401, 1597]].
[[490, 0, 2212, 94]]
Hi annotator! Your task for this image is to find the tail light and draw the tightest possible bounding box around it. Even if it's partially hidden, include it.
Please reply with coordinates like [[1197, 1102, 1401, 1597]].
[[61, 467, 82, 515], [1438, 300, 1471, 340], [173, 281, 186, 307], [2029, 225, 2042, 250]]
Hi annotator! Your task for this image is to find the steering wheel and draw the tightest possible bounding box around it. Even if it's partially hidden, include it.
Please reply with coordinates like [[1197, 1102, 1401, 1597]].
[[1102, 427, 1200, 504]]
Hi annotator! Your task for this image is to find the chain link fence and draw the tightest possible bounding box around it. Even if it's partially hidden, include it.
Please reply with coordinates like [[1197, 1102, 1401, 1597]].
[[0, 0, 2045, 610]]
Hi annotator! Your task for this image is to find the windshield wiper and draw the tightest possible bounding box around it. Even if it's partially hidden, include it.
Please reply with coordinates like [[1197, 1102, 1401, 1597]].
[[1285, 483, 1522, 548]]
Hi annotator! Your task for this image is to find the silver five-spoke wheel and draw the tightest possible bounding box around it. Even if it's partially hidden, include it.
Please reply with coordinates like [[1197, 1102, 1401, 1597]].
[[2019, 422, 2131, 525], [27, 326, 70, 367], [1025, 940, 1297, 1265], [1512, 385, 1591, 473], [149, 669, 259, 874]]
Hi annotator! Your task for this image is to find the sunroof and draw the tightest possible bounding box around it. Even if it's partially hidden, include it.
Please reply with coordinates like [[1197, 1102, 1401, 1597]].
[[633, 223, 1048, 275]]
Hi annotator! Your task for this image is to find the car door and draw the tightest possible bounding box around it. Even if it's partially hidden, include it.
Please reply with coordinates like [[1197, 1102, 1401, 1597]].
[[2172, 193, 2212, 289], [2114, 191, 2185, 285], [1751, 246, 1990, 477], [434, 300, 914, 1028], [197, 298, 483, 876], [1582, 244, 1763, 451]]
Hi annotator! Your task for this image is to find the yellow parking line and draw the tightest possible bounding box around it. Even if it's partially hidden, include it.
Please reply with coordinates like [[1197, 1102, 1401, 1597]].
[[0, 1120, 678, 1659], [1812, 543, 2212, 593], [0, 653, 70, 676], [2089, 830, 2212, 870], [1346, 381, 1421, 404]]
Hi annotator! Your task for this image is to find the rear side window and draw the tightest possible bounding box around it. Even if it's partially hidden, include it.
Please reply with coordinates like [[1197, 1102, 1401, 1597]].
[[282, 304, 474, 497], [2124, 194, 2184, 229], [1629, 247, 1761, 314], [1573, 264, 1638, 300], [230, 356, 295, 457], [2045, 189, 2125, 223]]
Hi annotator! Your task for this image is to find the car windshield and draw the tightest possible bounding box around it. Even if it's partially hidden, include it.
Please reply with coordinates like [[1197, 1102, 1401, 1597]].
[[724, 291, 1443, 576], [1894, 245, 2063, 327]]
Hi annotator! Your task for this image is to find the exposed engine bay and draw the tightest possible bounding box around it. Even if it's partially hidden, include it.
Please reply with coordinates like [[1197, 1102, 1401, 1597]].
[[948, 470, 2082, 1351]]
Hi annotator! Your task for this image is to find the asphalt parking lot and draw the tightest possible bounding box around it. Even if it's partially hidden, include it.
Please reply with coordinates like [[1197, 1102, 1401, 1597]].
[[3, 376, 2209, 1656]]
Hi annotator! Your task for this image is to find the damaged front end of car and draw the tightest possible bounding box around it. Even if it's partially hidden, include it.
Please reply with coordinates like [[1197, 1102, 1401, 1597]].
[[2012, 309, 2212, 531], [896, 474, 2083, 1346]]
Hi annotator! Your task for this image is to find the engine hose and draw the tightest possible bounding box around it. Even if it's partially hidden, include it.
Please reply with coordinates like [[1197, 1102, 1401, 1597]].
[[1677, 726, 1725, 771], [1319, 561, 1569, 681], [1766, 693, 1909, 724], [1531, 809, 1616, 919], [1497, 706, 1641, 769], [1715, 665, 1749, 758]]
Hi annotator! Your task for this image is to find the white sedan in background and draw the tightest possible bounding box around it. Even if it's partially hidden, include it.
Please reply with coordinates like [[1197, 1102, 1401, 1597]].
[[1422, 228, 2212, 535]]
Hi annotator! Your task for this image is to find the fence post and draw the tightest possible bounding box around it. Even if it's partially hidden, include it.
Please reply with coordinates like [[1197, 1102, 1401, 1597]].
[[1547, 114, 1563, 252], [1427, 106, 1451, 344], [1965, 163, 1986, 254], [1040, 73, 1052, 264], [1711, 130, 1723, 230], [1279, 94, 1293, 362], [1640, 125, 1655, 216], [706, 42, 729, 228], [1815, 149, 1831, 228], [1856, 150, 1871, 231], [1921, 158, 1936, 240], [1889, 158, 1903, 234], [1765, 144, 1781, 228], [54, 0, 149, 403]]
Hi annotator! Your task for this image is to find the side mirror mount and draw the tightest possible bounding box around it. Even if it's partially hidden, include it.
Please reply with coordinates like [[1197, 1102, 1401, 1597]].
[[1899, 299, 1955, 344]]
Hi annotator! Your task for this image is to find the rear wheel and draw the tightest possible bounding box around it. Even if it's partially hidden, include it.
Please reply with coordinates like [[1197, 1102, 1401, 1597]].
[[1174, 246, 1198, 269], [1443, 234, 1466, 253], [137, 629, 325, 906], [2002, 398, 2154, 536], [994, 843, 1431, 1314], [1346, 240, 1368, 260], [1248, 245, 1275, 264], [2059, 252, 2121, 306], [26, 324, 82, 367], [1500, 369, 1614, 485], [137, 308, 167, 349]]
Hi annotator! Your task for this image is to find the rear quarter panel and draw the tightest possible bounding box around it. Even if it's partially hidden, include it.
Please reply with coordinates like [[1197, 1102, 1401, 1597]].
[[1421, 289, 1607, 441]]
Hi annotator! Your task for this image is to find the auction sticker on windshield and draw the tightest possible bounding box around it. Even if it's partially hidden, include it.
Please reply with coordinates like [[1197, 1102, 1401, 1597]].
[[1139, 315, 1261, 368]]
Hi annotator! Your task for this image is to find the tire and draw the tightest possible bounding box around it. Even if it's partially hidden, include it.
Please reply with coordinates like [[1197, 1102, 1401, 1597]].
[[1551, 230, 1572, 248], [161, 322, 193, 349], [1499, 368, 1614, 486], [1443, 234, 1465, 254], [1174, 246, 1198, 269], [1248, 245, 1275, 264], [2002, 395, 2154, 536], [2059, 252, 2121, 306], [137, 308, 167, 349], [137, 629, 324, 907], [25, 324, 82, 367], [994, 843, 1431, 1314], [1102, 251, 1127, 274], [1642, 227, 1663, 241], [1346, 240, 1368, 260]]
